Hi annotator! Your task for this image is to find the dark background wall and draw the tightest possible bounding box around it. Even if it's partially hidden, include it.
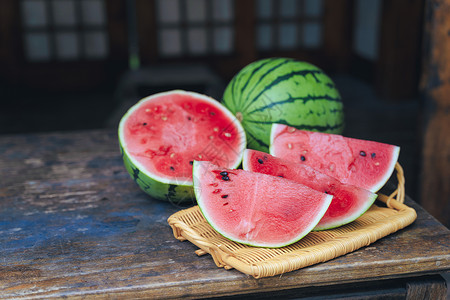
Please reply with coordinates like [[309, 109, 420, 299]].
[[1, 0, 448, 228]]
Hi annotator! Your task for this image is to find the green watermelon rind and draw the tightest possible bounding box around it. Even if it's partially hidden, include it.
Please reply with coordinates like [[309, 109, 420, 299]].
[[312, 192, 378, 231], [222, 57, 345, 152], [118, 90, 247, 202], [193, 160, 333, 248], [364, 146, 400, 193], [120, 144, 195, 203], [269, 123, 400, 193]]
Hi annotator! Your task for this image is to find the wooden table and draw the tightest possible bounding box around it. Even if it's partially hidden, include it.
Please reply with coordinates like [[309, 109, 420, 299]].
[[0, 130, 449, 299]]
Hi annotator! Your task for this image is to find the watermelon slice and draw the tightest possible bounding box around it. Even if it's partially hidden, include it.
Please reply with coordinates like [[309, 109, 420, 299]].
[[242, 149, 378, 230], [118, 90, 246, 202], [270, 124, 400, 193], [193, 160, 333, 248]]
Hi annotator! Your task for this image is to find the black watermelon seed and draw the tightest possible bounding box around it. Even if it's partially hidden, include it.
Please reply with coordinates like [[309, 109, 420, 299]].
[[300, 155, 306, 161], [210, 111, 216, 116], [187, 116, 192, 120], [143, 122, 147, 126], [360, 151, 367, 157], [170, 166, 175, 171], [258, 158, 264, 164], [324, 190, 329, 194], [221, 195, 228, 198], [278, 175, 284, 178], [371, 153, 376, 158], [220, 171, 228, 176], [221, 175, 230, 181], [189, 161, 193, 165]]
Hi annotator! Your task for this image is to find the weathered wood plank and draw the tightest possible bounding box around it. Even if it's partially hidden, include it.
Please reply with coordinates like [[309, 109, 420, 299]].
[[0, 129, 448, 299], [419, 0, 450, 228], [405, 275, 448, 300]]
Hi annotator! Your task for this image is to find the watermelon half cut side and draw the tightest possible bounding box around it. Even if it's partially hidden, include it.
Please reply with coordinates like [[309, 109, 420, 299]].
[[193, 160, 333, 248], [270, 124, 400, 193], [119, 90, 246, 203], [242, 149, 378, 230]]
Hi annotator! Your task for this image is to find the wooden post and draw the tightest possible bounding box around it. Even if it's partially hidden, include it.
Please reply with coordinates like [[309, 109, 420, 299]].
[[322, 0, 354, 72], [376, 0, 424, 99], [420, 0, 450, 228], [135, 0, 158, 65]]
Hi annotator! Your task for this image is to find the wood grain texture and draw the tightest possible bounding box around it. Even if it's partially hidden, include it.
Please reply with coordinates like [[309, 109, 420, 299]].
[[376, 0, 424, 99], [420, 0, 450, 228], [0, 130, 449, 299], [405, 275, 448, 300]]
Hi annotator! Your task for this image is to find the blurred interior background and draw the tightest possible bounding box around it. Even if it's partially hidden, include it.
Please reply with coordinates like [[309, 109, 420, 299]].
[[0, 0, 448, 228]]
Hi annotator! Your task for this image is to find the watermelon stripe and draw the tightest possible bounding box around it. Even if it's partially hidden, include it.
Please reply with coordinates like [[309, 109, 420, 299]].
[[246, 119, 345, 132], [247, 94, 342, 114], [245, 129, 269, 150], [228, 76, 239, 110], [242, 59, 294, 109], [241, 69, 326, 112], [238, 59, 276, 96]]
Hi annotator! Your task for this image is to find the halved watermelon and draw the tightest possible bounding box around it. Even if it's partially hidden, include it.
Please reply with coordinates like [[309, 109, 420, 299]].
[[242, 149, 377, 230], [119, 90, 246, 202], [193, 160, 333, 248], [270, 124, 400, 193]]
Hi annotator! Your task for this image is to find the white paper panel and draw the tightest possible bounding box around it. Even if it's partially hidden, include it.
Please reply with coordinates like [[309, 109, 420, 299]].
[[24, 33, 51, 61], [52, 0, 77, 26], [213, 26, 233, 53], [187, 28, 207, 55], [55, 31, 79, 60], [303, 22, 322, 48], [187, 0, 206, 22], [279, 23, 297, 49], [81, 0, 105, 26], [304, 0, 323, 17], [159, 28, 182, 56], [257, 24, 272, 50], [157, 0, 180, 23], [84, 31, 108, 58], [280, 0, 297, 18], [212, 0, 233, 21], [21, 0, 48, 27], [257, 0, 272, 19]]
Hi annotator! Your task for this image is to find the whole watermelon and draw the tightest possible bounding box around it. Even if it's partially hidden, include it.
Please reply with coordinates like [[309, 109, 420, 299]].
[[222, 57, 344, 152]]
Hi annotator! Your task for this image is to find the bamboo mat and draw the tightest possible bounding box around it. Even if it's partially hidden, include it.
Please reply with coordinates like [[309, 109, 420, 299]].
[[168, 163, 417, 278]]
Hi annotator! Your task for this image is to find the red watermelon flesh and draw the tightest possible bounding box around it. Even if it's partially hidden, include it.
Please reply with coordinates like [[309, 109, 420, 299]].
[[121, 90, 246, 185], [270, 124, 400, 193], [243, 149, 378, 230], [193, 161, 333, 248]]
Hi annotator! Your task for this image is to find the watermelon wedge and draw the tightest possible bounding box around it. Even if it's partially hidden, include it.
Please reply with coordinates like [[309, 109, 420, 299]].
[[270, 124, 400, 193], [193, 160, 333, 248], [242, 149, 378, 230], [118, 90, 246, 202]]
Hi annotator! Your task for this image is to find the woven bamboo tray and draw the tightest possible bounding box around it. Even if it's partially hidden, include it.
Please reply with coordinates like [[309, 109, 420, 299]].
[[167, 163, 417, 278]]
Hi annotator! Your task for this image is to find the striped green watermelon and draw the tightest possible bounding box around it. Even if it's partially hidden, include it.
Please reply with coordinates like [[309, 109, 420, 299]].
[[118, 90, 246, 204], [222, 57, 344, 152]]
